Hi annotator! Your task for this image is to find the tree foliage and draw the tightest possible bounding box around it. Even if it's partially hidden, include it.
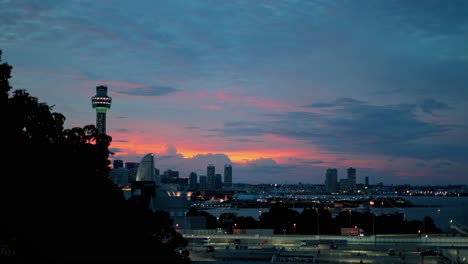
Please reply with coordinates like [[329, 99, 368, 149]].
[[0, 50, 189, 263]]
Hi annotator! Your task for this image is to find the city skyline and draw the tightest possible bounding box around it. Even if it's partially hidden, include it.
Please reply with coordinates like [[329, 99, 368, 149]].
[[1, 1, 467, 185]]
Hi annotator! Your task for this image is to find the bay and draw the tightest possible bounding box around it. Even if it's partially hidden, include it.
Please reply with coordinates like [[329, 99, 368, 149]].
[[204, 195, 468, 232]]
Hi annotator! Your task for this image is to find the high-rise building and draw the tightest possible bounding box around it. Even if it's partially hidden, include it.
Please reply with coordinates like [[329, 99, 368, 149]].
[[324, 168, 338, 193], [224, 164, 232, 189], [125, 162, 139, 182], [207, 164, 215, 191], [91, 85, 112, 134], [162, 169, 179, 184], [113, 159, 124, 169], [135, 153, 155, 181], [189, 172, 198, 190], [199, 175, 207, 191], [125, 162, 139, 171], [365, 176, 369, 186], [347, 167, 356, 189], [215, 174, 222, 190], [110, 166, 128, 186]]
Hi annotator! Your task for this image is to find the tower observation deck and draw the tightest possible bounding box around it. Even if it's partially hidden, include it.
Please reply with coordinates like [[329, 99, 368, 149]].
[[91, 85, 112, 134]]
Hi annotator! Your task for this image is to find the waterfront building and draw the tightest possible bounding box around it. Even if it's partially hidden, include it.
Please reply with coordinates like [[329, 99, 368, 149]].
[[130, 153, 193, 222], [324, 168, 338, 193], [135, 153, 155, 181]]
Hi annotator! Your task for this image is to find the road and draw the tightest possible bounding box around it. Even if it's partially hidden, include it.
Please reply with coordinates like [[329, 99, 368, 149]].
[[185, 234, 466, 263], [190, 245, 448, 263]]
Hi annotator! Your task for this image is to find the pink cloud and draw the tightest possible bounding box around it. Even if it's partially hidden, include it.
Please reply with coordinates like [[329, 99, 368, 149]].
[[200, 105, 222, 111], [214, 90, 243, 103], [174, 90, 208, 99], [214, 90, 297, 112], [244, 96, 292, 111]]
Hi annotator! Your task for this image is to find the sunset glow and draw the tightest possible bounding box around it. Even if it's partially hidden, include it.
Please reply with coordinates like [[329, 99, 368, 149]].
[[2, 0, 467, 185]]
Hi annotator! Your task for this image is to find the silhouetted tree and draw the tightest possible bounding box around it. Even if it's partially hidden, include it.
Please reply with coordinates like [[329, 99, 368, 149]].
[[260, 205, 299, 234], [186, 207, 218, 229], [0, 50, 189, 263], [218, 212, 237, 231], [234, 216, 258, 229], [297, 207, 318, 234]]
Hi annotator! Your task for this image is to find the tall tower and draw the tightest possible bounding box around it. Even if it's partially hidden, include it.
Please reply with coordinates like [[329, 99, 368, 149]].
[[91, 85, 112, 134]]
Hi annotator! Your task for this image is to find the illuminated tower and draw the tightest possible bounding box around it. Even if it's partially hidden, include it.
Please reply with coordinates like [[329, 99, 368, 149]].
[[91, 85, 112, 134]]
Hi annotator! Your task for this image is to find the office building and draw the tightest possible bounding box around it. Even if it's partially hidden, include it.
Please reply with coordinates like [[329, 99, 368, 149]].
[[189, 172, 198, 190], [347, 167, 357, 190], [125, 162, 139, 182], [207, 164, 215, 191], [199, 175, 207, 191], [224, 164, 232, 189], [215, 174, 222, 190], [324, 168, 338, 193], [113, 159, 124, 169]]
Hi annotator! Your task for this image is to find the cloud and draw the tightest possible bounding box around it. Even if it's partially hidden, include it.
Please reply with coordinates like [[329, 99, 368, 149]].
[[162, 144, 179, 156], [184, 126, 201, 130], [154, 144, 184, 161], [231, 138, 263, 143], [432, 162, 451, 169], [301, 160, 324, 165], [119, 85, 179, 96], [217, 98, 464, 162], [3, 0, 468, 185], [109, 147, 124, 153], [305, 97, 365, 109], [420, 98, 449, 114], [200, 105, 221, 111], [112, 139, 128, 143]]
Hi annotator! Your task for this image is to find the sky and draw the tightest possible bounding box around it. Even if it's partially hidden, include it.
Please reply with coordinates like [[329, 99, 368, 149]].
[[1, 0, 468, 185]]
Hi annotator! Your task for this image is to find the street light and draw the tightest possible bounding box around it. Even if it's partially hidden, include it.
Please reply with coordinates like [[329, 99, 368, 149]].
[[372, 213, 375, 236], [349, 209, 352, 227], [316, 208, 320, 237], [293, 223, 296, 234], [258, 210, 262, 229]]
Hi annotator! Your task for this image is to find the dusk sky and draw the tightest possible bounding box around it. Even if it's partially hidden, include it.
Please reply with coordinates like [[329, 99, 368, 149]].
[[1, 0, 467, 185]]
